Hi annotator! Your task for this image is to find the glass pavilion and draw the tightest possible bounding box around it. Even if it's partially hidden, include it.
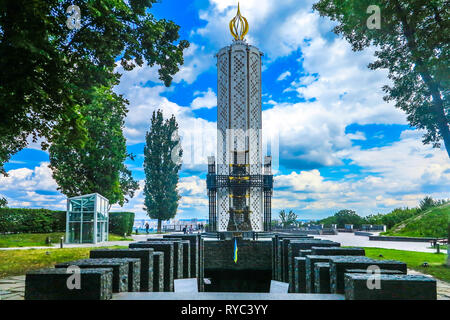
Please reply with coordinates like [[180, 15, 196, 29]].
[[66, 193, 109, 244]]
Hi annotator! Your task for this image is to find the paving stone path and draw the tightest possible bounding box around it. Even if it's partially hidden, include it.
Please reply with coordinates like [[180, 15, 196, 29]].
[[0, 276, 25, 300]]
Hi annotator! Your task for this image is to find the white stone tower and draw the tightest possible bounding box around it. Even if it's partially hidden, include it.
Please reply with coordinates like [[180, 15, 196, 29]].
[[207, 4, 273, 232]]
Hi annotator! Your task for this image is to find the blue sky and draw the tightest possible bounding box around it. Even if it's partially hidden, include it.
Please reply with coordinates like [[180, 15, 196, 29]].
[[1, 0, 449, 220]]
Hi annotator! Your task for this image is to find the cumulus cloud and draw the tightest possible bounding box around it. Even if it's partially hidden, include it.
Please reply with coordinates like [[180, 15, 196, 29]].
[[0, 162, 65, 210], [191, 88, 217, 110], [193, 0, 324, 60], [115, 43, 214, 87], [272, 130, 450, 218], [0, 162, 58, 192], [111, 176, 208, 219]]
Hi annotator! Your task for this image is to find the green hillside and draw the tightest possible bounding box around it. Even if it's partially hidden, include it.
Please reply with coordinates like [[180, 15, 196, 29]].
[[383, 203, 449, 238]]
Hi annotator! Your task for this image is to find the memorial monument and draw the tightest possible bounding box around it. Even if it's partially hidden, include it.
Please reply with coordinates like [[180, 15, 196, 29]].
[[206, 4, 273, 232]]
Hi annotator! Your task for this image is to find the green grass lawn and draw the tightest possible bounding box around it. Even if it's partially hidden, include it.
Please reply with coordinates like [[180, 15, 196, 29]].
[[107, 234, 134, 241], [382, 204, 449, 238], [364, 247, 449, 283], [0, 232, 133, 248], [0, 246, 127, 279]]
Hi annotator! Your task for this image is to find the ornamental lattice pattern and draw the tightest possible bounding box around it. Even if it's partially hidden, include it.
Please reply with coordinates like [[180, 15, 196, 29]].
[[250, 187, 263, 230], [230, 47, 247, 153], [217, 50, 229, 175], [218, 188, 229, 231], [212, 41, 267, 232]]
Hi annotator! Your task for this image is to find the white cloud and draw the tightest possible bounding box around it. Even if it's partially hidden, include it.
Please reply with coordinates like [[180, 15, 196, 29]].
[[0, 162, 58, 192], [191, 88, 217, 110], [112, 176, 208, 219], [178, 175, 206, 195], [113, 82, 217, 171], [0, 162, 66, 210], [347, 131, 366, 141], [172, 43, 215, 84], [115, 43, 214, 88], [194, 0, 323, 60], [195, 0, 407, 171], [272, 130, 450, 217], [277, 71, 291, 81]]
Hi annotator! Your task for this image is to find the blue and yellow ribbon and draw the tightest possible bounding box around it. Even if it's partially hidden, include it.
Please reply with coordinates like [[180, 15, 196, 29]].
[[233, 238, 238, 263]]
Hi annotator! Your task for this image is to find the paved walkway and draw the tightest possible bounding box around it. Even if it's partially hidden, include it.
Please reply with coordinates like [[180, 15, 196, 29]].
[[0, 276, 25, 300], [315, 233, 437, 253]]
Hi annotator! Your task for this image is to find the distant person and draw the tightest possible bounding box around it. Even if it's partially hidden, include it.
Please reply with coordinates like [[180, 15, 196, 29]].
[[145, 222, 150, 234], [183, 226, 187, 234], [189, 225, 193, 234]]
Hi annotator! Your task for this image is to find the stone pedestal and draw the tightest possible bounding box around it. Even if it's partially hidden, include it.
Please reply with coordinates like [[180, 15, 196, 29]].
[[25, 268, 113, 300], [165, 239, 191, 278], [130, 242, 174, 292], [146, 239, 184, 279], [305, 255, 337, 293], [293, 257, 306, 293], [90, 248, 153, 292], [314, 262, 330, 293], [329, 256, 407, 294], [55, 258, 130, 293], [273, 235, 313, 281], [287, 240, 340, 292], [152, 252, 164, 292], [344, 274, 437, 300], [163, 234, 199, 280]]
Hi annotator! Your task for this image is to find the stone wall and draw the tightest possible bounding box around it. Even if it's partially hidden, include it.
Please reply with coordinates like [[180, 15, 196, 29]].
[[204, 239, 271, 271], [204, 239, 272, 292]]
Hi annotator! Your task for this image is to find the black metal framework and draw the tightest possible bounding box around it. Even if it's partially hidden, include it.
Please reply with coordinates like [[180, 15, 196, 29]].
[[263, 189, 272, 231], [207, 170, 273, 232], [207, 174, 272, 189], [207, 159, 217, 231]]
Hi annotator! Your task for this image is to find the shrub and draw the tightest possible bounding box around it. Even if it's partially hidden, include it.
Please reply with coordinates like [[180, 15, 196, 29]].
[[109, 212, 134, 235], [0, 208, 135, 235], [0, 208, 65, 233]]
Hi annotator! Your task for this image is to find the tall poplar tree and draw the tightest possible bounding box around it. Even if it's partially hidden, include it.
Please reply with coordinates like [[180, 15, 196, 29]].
[[143, 110, 182, 232]]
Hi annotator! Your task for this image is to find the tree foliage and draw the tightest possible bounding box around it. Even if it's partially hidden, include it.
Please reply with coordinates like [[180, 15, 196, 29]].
[[320, 209, 365, 228], [279, 209, 298, 227], [0, 0, 189, 175], [365, 207, 419, 229], [49, 86, 139, 206], [313, 0, 449, 157], [0, 197, 7, 208], [419, 195, 448, 211], [143, 109, 182, 232]]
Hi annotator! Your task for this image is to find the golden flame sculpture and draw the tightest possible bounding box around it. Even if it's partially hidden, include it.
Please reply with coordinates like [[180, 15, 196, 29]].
[[229, 3, 249, 40]]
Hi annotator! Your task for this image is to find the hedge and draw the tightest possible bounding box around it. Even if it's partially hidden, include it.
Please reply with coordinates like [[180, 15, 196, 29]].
[[0, 208, 135, 236], [0, 208, 66, 233], [109, 212, 134, 235]]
